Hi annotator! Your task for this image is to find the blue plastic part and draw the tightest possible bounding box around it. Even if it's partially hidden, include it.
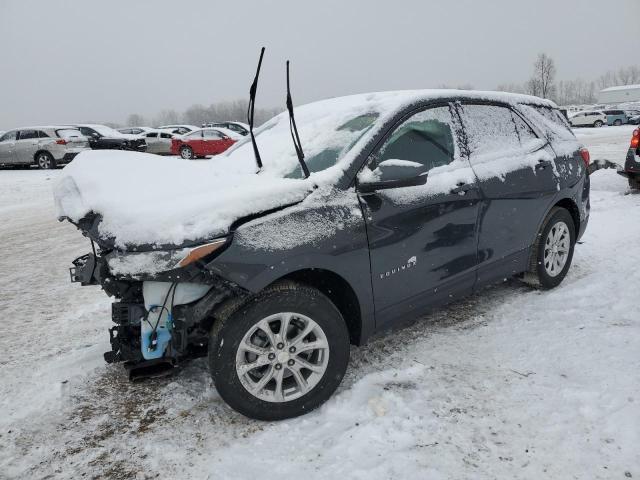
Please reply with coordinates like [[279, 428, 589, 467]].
[[141, 305, 173, 360]]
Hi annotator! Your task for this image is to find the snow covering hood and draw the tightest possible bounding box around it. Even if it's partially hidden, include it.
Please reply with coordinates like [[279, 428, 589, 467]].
[[54, 151, 313, 248], [54, 89, 555, 249]]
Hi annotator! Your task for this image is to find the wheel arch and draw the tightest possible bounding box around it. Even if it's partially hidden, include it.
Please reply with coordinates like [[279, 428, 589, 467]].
[[33, 149, 52, 164], [274, 268, 364, 346], [553, 197, 580, 235]]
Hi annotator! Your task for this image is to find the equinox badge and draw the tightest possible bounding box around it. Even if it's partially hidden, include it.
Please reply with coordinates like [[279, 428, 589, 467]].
[[379, 256, 417, 280]]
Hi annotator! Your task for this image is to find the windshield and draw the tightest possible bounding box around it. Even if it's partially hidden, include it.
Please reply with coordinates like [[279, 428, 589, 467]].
[[224, 97, 382, 179]]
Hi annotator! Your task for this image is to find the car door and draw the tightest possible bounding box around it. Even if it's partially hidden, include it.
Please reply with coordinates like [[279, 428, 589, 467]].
[[145, 132, 159, 153], [356, 104, 481, 328], [157, 132, 173, 154], [186, 130, 204, 154], [456, 102, 560, 285], [0, 130, 18, 164], [202, 129, 224, 155], [14, 129, 40, 164]]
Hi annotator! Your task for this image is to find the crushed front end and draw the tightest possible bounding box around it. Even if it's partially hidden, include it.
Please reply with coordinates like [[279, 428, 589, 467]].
[[69, 240, 247, 380]]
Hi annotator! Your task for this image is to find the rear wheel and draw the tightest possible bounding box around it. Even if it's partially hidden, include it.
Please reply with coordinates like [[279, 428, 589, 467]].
[[613, 119, 623, 126], [180, 145, 194, 159], [522, 207, 576, 289], [629, 176, 640, 190], [593, 120, 603, 128], [36, 152, 56, 169], [209, 281, 350, 421]]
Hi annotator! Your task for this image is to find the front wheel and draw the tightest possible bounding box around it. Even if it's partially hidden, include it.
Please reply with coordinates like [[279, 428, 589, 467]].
[[522, 207, 576, 289], [180, 145, 194, 159], [593, 120, 603, 128], [629, 176, 640, 190], [36, 151, 56, 169], [209, 281, 350, 421]]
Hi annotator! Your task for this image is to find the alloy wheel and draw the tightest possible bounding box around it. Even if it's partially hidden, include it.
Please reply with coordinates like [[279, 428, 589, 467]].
[[37, 153, 51, 169], [235, 312, 330, 403], [544, 221, 570, 277]]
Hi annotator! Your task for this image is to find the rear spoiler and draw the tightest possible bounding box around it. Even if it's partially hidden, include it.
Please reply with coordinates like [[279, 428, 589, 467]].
[[587, 159, 626, 177]]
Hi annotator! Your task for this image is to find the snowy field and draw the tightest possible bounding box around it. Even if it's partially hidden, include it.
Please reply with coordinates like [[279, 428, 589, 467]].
[[1, 126, 639, 479]]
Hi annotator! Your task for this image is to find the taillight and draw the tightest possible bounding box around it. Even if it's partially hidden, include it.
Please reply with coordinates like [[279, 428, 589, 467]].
[[631, 129, 639, 149], [579, 147, 590, 168], [56, 139, 68, 145]]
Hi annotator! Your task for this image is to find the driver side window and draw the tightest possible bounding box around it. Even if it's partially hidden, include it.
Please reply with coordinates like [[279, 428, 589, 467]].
[[368, 106, 458, 177]]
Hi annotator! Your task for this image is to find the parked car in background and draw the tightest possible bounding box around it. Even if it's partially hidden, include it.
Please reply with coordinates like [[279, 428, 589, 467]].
[[118, 127, 154, 135], [624, 128, 640, 190], [202, 121, 250, 136], [0, 126, 89, 169], [72, 124, 146, 151], [60, 90, 590, 420], [157, 124, 199, 135], [624, 109, 640, 120], [602, 109, 627, 126], [143, 129, 176, 155], [569, 111, 607, 127], [170, 127, 236, 159], [628, 114, 640, 125]]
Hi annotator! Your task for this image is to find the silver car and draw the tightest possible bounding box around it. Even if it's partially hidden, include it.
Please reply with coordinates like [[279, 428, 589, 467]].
[[0, 126, 89, 169], [143, 129, 176, 155]]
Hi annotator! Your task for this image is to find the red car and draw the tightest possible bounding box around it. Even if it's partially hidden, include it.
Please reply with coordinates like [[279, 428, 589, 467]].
[[171, 128, 236, 159]]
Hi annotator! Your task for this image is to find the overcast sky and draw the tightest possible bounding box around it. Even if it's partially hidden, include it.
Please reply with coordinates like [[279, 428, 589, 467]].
[[1, 0, 639, 129]]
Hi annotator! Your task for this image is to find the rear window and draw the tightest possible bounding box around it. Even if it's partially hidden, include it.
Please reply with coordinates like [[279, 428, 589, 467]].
[[56, 128, 83, 139]]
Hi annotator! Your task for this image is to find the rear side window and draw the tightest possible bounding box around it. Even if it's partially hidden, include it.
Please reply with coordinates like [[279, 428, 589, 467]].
[[37, 130, 49, 138], [146, 132, 158, 138], [458, 104, 522, 156], [160, 133, 172, 139], [18, 130, 38, 140], [204, 130, 222, 139], [519, 105, 576, 142], [187, 131, 202, 138]]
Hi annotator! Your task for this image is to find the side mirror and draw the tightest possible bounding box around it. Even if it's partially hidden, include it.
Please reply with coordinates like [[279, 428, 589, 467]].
[[357, 159, 428, 193]]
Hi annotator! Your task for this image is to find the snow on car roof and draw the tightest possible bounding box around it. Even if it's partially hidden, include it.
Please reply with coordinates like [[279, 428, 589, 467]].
[[54, 89, 556, 248]]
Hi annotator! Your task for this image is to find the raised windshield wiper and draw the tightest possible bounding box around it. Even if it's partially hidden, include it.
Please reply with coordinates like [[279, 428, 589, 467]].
[[286, 61, 310, 179], [247, 47, 265, 171]]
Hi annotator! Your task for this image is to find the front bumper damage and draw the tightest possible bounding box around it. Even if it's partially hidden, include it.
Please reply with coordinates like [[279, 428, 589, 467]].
[[70, 248, 247, 380]]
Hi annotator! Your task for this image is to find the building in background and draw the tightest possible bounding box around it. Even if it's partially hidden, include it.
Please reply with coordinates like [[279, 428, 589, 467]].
[[598, 84, 640, 104]]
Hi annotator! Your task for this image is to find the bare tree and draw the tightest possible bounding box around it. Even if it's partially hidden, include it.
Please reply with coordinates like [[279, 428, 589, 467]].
[[126, 113, 145, 126], [528, 53, 556, 99], [153, 109, 180, 126]]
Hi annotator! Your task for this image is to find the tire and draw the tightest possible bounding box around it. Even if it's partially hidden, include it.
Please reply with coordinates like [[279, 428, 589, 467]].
[[209, 281, 350, 421], [613, 119, 622, 126], [593, 120, 603, 128], [629, 176, 640, 190], [180, 146, 194, 160], [522, 207, 576, 289], [35, 151, 56, 169]]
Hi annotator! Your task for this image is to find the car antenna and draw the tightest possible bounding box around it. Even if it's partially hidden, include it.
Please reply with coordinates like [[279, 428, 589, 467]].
[[247, 47, 265, 172], [286, 60, 310, 178]]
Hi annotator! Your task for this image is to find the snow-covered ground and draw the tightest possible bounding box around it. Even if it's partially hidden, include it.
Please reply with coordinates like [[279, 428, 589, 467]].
[[1, 126, 638, 479]]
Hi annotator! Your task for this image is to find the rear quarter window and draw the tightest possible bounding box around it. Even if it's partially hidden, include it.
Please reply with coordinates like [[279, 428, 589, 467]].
[[518, 105, 576, 142]]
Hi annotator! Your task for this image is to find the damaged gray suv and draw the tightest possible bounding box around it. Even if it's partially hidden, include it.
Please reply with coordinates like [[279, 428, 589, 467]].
[[56, 88, 590, 420]]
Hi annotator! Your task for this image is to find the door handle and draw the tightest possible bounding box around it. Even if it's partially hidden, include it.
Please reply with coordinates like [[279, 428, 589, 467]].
[[450, 182, 475, 195], [536, 159, 552, 170]]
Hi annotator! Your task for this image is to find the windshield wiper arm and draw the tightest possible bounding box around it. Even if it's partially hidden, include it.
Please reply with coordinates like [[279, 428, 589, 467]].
[[286, 61, 310, 179], [247, 47, 265, 171]]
